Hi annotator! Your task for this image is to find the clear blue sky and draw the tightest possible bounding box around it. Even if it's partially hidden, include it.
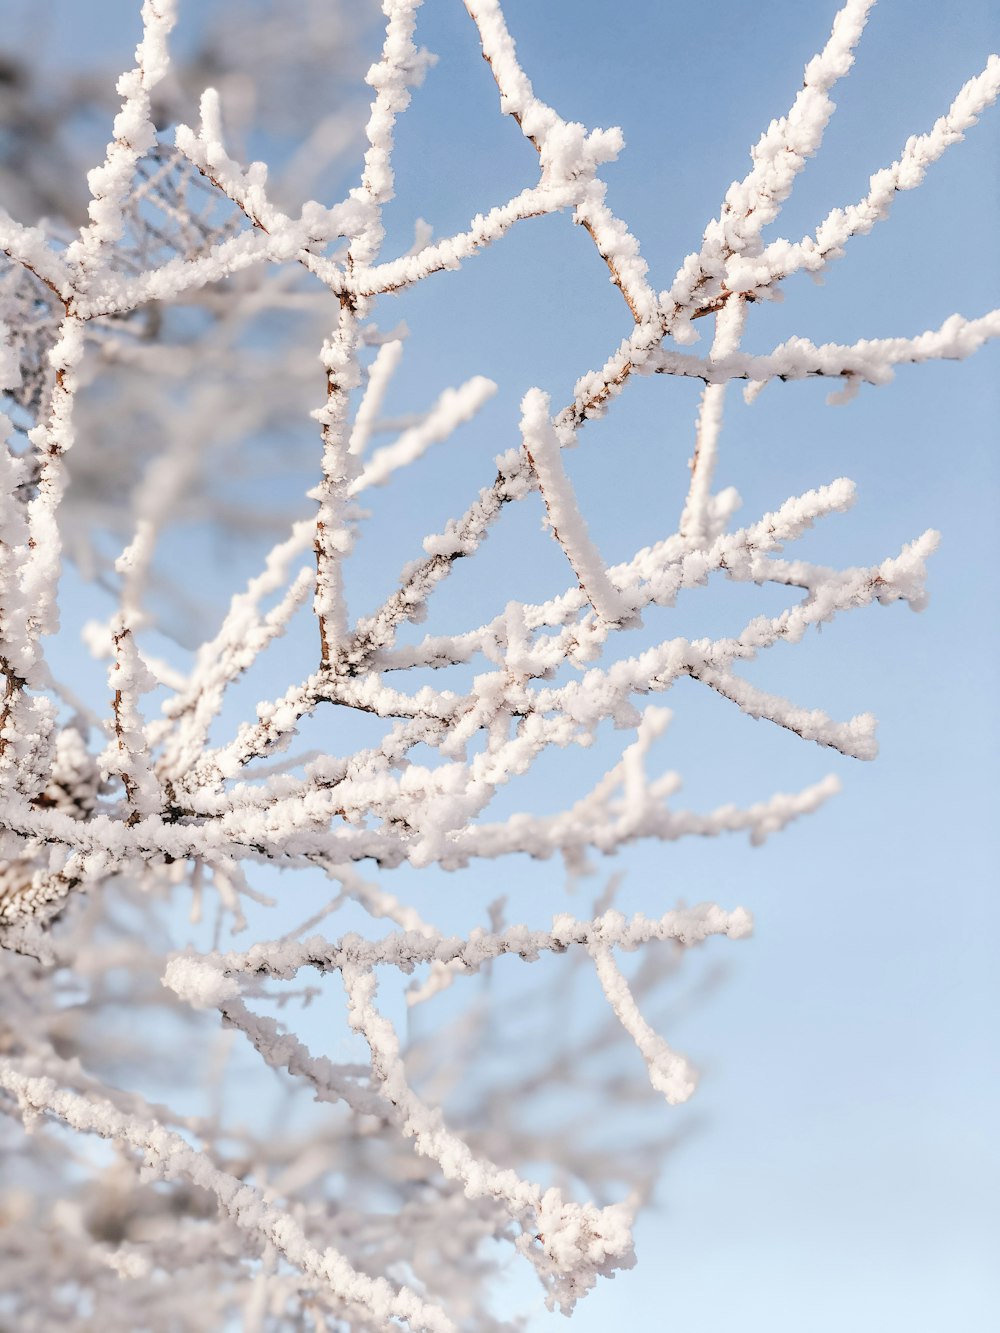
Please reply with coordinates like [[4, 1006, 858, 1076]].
[[32, 1, 1000, 1328]]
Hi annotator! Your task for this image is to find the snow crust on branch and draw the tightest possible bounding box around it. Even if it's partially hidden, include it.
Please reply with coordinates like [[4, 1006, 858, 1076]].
[[521, 388, 630, 626]]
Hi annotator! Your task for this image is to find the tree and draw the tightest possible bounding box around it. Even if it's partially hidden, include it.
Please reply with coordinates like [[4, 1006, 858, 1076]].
[[0, 1, 996, 1328]]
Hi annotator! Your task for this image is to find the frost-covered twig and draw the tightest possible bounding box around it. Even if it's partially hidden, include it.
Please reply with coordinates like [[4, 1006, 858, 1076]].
[[0, 1060, 456, 1333], [650, 309, 1000, 392], [727, 56, 1000, 297]]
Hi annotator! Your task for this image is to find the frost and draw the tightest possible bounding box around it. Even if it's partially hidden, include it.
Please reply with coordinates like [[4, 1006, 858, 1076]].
[[0, 0, 994, 1327], [162, 953, 239, 1009]]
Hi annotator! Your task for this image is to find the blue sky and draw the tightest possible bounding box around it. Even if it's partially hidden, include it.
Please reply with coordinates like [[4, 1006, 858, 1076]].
[[23, 0, 1000, 1327]]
